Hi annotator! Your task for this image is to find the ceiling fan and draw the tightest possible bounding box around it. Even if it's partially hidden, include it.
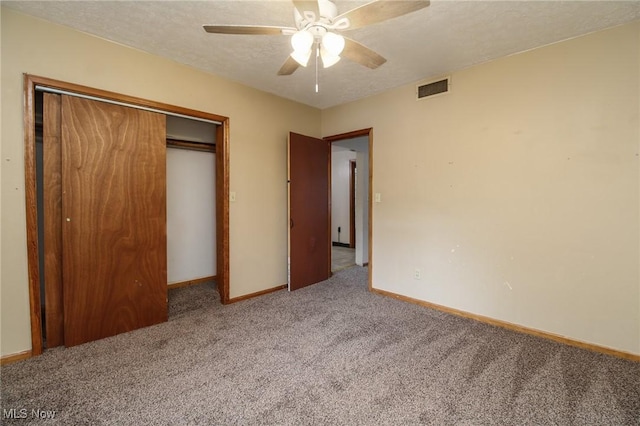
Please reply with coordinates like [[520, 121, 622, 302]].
[[203, 0, 430, 76]]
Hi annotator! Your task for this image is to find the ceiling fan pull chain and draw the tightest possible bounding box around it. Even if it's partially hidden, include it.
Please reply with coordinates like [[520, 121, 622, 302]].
[[315, 43, 319, 93]]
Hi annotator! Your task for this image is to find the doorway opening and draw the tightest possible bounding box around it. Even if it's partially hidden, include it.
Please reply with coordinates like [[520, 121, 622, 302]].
[[166, 116, 217, 290], [326, 129, 373, 288], [330, 146, 356, 272]]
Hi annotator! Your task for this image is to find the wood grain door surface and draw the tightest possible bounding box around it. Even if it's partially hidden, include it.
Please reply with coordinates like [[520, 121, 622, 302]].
[[43, 93, 64, 347], [61, 95, 167, 347], [288, 132, 330, 291]]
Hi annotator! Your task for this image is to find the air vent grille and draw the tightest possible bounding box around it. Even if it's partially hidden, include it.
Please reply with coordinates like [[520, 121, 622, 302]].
[[417, 78, 449, 100]]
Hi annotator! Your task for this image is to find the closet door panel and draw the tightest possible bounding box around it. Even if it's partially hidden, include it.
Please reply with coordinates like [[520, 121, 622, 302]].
[[61, 95, 167, 347], [43, 93, 64, 347]]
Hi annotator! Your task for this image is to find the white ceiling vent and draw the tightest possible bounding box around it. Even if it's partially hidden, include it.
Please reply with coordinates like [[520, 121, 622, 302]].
[[416, 77, 450, 100]]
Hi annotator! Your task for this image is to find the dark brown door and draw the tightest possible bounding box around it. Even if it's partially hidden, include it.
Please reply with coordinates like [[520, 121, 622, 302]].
[[288, 132, 330, 291], [61, 95, 167, 347]]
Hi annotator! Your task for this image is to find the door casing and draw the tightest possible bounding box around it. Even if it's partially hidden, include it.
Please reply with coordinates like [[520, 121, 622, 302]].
[[349, 159, 356, 249]]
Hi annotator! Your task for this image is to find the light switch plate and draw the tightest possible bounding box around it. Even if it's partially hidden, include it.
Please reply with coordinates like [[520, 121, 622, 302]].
[[374, 193, 382, 203], [230, 191, 236, 202]]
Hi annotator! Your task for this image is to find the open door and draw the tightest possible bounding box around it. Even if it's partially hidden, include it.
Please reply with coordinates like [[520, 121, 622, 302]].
[[288, 132, 331, 291], [61, 95, 168, 346]]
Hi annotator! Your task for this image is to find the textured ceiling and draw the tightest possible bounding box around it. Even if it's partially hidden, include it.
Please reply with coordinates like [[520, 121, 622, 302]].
[[4, 1, 640, 109]]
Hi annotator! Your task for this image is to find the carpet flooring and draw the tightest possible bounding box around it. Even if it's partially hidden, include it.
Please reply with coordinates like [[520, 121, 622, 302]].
[[1, 266, 639, 425]]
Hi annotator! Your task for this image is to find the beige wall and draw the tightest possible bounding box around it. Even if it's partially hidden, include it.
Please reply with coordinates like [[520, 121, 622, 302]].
[[0, 8, 320, 356], [322, 22, 640, 355]]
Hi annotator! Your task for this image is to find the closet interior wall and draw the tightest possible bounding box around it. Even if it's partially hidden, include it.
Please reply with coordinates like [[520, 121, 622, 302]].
[[166, 116, 218, 286]]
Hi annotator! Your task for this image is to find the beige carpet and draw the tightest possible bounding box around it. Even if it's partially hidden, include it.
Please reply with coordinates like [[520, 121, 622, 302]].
[[1, 266, 639, 425]]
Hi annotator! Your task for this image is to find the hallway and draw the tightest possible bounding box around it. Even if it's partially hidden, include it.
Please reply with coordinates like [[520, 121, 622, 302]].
[[331, 246, 355, 272]]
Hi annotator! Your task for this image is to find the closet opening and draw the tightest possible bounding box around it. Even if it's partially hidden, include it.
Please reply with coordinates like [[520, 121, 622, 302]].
[[25, 74, 230, 354], [166, 116, 217, 290]]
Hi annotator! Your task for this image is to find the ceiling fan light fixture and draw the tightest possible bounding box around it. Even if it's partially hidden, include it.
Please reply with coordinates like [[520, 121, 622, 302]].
[[291, 49, 312, 67], [321, 32, 345, 56], [291, 30, 314, 53], [320, 47, 341, 68]]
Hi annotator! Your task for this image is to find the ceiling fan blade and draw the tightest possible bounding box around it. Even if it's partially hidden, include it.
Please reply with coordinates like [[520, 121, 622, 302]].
[[292, 1, 320, 20], [278, 56, 301, 76], [336, 0, 430, 31], [342, 37, 387, 69], [203, 25, 295, 35]]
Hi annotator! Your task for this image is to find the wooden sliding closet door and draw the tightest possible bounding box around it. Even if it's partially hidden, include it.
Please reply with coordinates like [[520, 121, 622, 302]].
[[61, 95, 167, 347], [43, 93, 64, 347]]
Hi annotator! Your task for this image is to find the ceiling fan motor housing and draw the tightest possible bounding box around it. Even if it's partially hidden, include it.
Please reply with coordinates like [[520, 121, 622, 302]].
[[294, 0, 340, 31]]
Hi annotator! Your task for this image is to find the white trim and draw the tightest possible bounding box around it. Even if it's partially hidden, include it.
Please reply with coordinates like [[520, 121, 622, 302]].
[[35, 85, 222, 125]]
